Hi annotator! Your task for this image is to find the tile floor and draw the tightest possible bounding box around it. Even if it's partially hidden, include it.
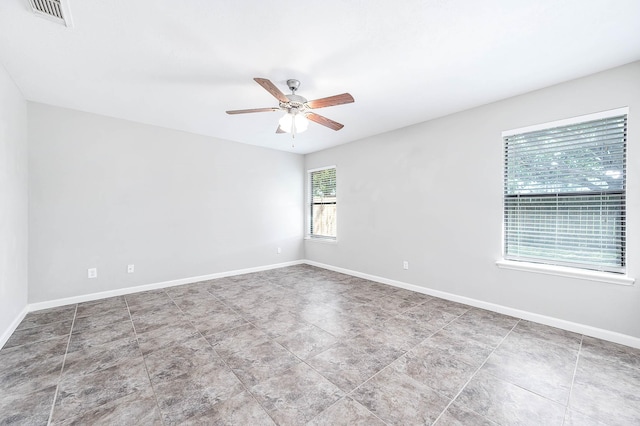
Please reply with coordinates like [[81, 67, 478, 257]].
[[1, 264, 639, 425]]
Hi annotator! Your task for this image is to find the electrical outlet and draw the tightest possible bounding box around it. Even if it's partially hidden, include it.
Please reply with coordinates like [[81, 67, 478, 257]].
[[403, 261, 409, 270], [88, 268, 97, 278], [277, 247, 282, 254], [127, 264, 135, 273]]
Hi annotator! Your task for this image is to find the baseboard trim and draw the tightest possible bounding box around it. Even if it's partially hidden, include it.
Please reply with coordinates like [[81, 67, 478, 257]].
[[28, 260, 304, 312], [19, 258, 640, 349], [0, 306, 29, 349], [304, 260, 640, 349]]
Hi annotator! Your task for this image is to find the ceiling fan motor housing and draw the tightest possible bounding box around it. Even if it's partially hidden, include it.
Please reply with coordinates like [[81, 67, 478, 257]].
[[284, 94, 308, 112]]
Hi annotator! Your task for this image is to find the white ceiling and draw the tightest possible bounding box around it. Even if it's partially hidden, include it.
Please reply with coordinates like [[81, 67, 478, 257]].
[[1, 1, 639, 154]]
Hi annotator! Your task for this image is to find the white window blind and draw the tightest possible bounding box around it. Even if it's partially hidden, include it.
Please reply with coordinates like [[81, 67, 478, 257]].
[[503, 112, 627, 273], [308, 166, 336, 239]]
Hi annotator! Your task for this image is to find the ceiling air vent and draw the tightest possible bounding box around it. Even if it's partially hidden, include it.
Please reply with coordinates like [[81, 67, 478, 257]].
[[28, 0, 73, 27]]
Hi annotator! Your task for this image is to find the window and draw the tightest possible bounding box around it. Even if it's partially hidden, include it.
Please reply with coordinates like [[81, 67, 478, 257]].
[[308, 166, 337, 239], [503, 109, 627, 273]]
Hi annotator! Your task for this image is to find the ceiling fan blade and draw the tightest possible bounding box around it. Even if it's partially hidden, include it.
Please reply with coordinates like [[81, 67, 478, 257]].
[[226, 107, 280, 115], [276, 126, 286, 133], [254, 78, 289, 103], [307, 93, 354, 109], [306, 112, 344, 131]]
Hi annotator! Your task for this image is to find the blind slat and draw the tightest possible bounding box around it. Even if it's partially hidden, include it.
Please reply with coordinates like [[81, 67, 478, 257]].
[[308, 167, 337, 238], [503, 114, 626, 273]]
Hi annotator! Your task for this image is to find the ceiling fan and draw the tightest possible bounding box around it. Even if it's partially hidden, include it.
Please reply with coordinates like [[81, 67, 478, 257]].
[[226, 78, 354, 137]]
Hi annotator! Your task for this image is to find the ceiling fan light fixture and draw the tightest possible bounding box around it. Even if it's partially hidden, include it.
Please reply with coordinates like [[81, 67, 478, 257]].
[[226, 78, 354, 140], [279, 111, 309, 134]]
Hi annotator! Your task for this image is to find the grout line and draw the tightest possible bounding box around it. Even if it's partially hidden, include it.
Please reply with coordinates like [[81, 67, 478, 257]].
[[291, 304, 468, 424], [8, 266, 603, 424], [167, 280, 332, 424], [199, 286, 282, 425], [38, 268, 558, 424], [202, 272, 384, 425], [165, 282, 281, 425], [213, 272, 464, 424], [562, 334, 584, 425], [47, 304, 78, 426], [431, 318, 521, 425], [335, 306, 469, 424], [305, 394, 391, 426], [286, 330, 392, 426], [125, 294, 167, 426], [462, 326, 584, 407]]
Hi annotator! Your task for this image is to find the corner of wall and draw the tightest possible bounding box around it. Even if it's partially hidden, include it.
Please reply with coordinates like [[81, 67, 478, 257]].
[[0, 63, 29, 348]]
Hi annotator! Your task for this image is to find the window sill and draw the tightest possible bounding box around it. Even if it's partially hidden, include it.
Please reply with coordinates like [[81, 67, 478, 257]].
[[496, 260, 635, 286], [304, 236, 337, 244]]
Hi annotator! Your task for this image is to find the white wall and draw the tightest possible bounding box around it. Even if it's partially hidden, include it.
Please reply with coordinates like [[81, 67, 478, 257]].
[[28, 103, 304, 303], [0, 64, 28, 341], [305, 61, 640, 339]]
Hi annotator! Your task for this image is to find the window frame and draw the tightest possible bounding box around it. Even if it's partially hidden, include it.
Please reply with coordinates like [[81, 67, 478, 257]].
[[306, 165, 337, 241], [499, 107, 633, 284]]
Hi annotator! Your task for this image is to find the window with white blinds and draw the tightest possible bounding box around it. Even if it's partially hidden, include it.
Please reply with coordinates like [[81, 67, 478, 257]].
[[308, 166, 337, 239], [503, 111, 627, 273]]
